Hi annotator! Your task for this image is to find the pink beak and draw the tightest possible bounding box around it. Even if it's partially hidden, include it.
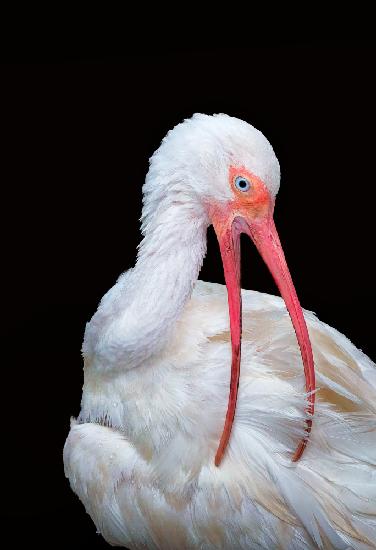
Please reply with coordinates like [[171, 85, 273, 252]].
[[212, 203, 315, 466]]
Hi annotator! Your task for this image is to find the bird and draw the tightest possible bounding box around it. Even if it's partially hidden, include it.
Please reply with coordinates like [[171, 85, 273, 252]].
[[64, 113, 376, 549]]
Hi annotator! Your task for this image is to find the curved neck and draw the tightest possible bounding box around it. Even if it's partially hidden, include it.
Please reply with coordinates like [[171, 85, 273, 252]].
[[129, 212, 208, 351], [85, 201, 209, 368]]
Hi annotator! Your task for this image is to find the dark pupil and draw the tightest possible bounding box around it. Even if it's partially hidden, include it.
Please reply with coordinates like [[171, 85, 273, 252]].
[[238, 179, 247, 188]]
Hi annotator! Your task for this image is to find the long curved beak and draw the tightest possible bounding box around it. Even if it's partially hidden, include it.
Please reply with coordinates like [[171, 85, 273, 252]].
[[212, 205, 315, 466]]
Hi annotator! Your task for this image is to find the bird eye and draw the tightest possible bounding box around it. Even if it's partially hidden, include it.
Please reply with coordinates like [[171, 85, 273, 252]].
[[234, 176, 251, 192]]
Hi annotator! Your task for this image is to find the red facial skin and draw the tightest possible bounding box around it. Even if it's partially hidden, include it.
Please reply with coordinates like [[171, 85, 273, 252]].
[[210, 166, 316, 466]]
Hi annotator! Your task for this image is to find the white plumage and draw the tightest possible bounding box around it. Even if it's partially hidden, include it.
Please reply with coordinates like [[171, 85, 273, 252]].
[[64, 114, 376, 549]]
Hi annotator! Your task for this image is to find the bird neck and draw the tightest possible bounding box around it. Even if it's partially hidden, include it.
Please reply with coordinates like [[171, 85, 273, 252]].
[[126, 206, 208, 361], [84, 200, 209, 369]]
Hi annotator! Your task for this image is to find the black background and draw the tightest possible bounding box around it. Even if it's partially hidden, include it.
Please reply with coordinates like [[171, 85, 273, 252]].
[[2, 42, 375, 548]]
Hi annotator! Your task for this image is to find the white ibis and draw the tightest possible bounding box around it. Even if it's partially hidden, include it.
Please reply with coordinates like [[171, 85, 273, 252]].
[[64, 113, 376, 549]]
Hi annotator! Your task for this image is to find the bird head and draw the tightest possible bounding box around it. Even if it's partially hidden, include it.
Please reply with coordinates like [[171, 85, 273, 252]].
[[145, 113, 315, 465]]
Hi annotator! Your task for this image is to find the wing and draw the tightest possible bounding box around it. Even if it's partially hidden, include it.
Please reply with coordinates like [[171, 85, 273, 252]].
[[189, 280, 376, 548]]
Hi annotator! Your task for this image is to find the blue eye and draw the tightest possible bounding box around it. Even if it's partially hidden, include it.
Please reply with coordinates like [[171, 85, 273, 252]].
[[234, 175, 251, 192]]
